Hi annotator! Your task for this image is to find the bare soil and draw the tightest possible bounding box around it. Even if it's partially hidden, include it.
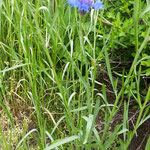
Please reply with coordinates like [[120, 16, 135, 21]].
[[95, 66, 150, 150]]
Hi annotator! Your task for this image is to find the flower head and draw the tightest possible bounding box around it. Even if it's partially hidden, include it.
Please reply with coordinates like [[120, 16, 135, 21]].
[[67, 0, 104, 12]]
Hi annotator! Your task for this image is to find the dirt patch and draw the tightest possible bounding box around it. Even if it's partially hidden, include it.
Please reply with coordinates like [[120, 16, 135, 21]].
[[95, 67, 150, 149], [128, 118, 150, 150]]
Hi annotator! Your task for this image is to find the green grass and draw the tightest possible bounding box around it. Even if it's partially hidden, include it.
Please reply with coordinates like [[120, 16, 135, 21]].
[[0, 0, 150, 149]]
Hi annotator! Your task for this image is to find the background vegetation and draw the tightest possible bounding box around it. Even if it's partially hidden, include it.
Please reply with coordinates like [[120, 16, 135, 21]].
[[0, 0, 150, 149]]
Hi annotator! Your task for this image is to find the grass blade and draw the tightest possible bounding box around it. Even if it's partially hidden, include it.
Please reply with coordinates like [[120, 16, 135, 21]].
[[44, 136, 79, 150]]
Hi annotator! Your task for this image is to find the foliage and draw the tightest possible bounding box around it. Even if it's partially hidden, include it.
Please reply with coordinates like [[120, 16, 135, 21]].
[[0, 0, 150, 149]]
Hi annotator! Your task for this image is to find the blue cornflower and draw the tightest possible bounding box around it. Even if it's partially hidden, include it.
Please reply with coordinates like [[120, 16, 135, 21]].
[[67, 0, 104, 12]]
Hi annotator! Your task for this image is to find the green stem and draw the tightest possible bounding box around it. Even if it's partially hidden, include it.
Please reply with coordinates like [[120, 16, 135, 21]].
[[134, 0, 140, 51], [79, 17, 91, 113]]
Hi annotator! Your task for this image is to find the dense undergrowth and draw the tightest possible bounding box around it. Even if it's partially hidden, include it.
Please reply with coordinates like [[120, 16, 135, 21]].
[[0, 0, 150, 149]]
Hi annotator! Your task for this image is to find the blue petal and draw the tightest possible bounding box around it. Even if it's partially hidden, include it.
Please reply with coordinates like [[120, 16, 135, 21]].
[[67, 0, 80, 7], [92, 0, 104, 10], [80, 0, 93, 5], [67, 0, 103, 12], [79, 4, 91, 12]]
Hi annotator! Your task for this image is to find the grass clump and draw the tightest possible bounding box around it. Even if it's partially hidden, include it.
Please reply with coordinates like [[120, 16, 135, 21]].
[[0, 0, 150, 149]]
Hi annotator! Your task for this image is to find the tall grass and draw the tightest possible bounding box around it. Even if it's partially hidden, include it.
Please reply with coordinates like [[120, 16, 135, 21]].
[[0, 0, 150, 149]]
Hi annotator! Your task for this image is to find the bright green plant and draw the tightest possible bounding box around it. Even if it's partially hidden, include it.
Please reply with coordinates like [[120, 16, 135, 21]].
[[0, 0, 150, 150]]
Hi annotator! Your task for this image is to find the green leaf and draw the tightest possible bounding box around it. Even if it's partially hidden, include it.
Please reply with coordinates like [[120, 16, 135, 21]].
[[0, 63, 29, 73], [0, 102, 14, 128], [145, 136, 150, 150], [44, 136, 79, 150], [83, 114, 94, 144], [104, 125, 121, 149], [16, 129, 38, 149]]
